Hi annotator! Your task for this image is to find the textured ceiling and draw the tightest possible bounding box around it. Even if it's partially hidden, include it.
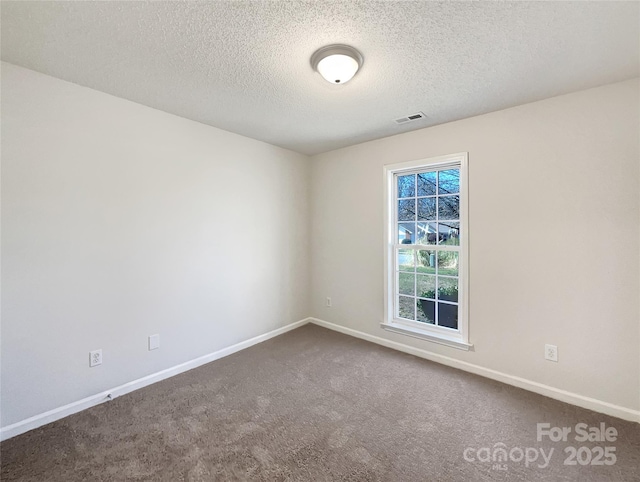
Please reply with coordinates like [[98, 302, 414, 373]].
[[2, 1, 639, 155]]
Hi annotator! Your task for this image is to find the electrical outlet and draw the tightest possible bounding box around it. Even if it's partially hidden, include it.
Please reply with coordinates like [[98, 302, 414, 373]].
[[545, 344, 558, 362], [326, 297, 332, 307], [90, 349, 102, 367], [149, 334, 160, 351]]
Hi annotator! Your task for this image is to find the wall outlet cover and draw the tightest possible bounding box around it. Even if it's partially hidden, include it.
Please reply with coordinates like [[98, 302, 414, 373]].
[[149, 334, 160, 351], [89, 349, 102, 367]]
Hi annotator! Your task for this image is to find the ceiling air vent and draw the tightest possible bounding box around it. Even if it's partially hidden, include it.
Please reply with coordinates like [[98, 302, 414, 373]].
[[394, 112, 426, 124]]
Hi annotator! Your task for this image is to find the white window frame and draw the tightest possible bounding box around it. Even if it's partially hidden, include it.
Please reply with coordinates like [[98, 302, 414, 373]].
[[381, 152, 472, 350]]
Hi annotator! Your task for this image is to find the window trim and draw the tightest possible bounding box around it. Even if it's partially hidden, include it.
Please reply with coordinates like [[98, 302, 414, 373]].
[[382, 152, 472, 351]]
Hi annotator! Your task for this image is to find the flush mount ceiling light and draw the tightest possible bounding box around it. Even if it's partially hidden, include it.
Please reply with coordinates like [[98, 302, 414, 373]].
[[310, 44, 363, 85]]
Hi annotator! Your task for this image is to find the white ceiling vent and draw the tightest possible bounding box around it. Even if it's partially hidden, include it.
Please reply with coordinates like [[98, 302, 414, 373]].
[[394, 112, 426, 124]]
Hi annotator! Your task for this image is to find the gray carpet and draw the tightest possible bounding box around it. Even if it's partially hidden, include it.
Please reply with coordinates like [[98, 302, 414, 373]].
[[1, 324, 639, 481]]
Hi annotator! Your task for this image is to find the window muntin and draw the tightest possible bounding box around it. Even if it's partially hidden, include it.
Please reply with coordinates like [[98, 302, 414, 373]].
[[384, 153, 469, 348]]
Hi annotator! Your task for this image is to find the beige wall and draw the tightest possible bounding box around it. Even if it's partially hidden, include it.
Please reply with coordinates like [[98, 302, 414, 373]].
[[1, 63, 311, 426], [2, 61, 638, 429], [310, 78, 640, 412]]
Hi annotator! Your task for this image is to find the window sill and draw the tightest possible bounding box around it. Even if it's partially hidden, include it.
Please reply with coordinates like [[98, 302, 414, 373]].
[[380, 322, 473, 351]]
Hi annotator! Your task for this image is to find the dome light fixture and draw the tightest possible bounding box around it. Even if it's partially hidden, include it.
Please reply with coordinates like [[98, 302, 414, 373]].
[[311, 44, 363, 85]]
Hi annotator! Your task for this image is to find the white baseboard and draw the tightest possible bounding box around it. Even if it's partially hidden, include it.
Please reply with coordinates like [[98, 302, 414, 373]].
[[0, 318, 311, 442], [3, 316, 637, 442], [309, 317, 640, 424]]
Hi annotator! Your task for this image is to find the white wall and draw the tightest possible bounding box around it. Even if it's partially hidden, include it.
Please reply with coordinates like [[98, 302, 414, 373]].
[[1, 62, 310, 427], [310, 79, 640, 413], [2, 61, 638, 430]]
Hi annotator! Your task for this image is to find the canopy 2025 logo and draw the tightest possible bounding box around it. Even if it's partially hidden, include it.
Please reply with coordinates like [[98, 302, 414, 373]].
[[462, 422, 618, 471]]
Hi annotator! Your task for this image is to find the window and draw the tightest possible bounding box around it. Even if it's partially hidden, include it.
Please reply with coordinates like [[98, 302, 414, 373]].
[[382, 153, 471, 350]]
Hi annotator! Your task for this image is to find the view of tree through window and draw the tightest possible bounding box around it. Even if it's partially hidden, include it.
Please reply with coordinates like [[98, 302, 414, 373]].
[[395, 168, 460, 329]]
